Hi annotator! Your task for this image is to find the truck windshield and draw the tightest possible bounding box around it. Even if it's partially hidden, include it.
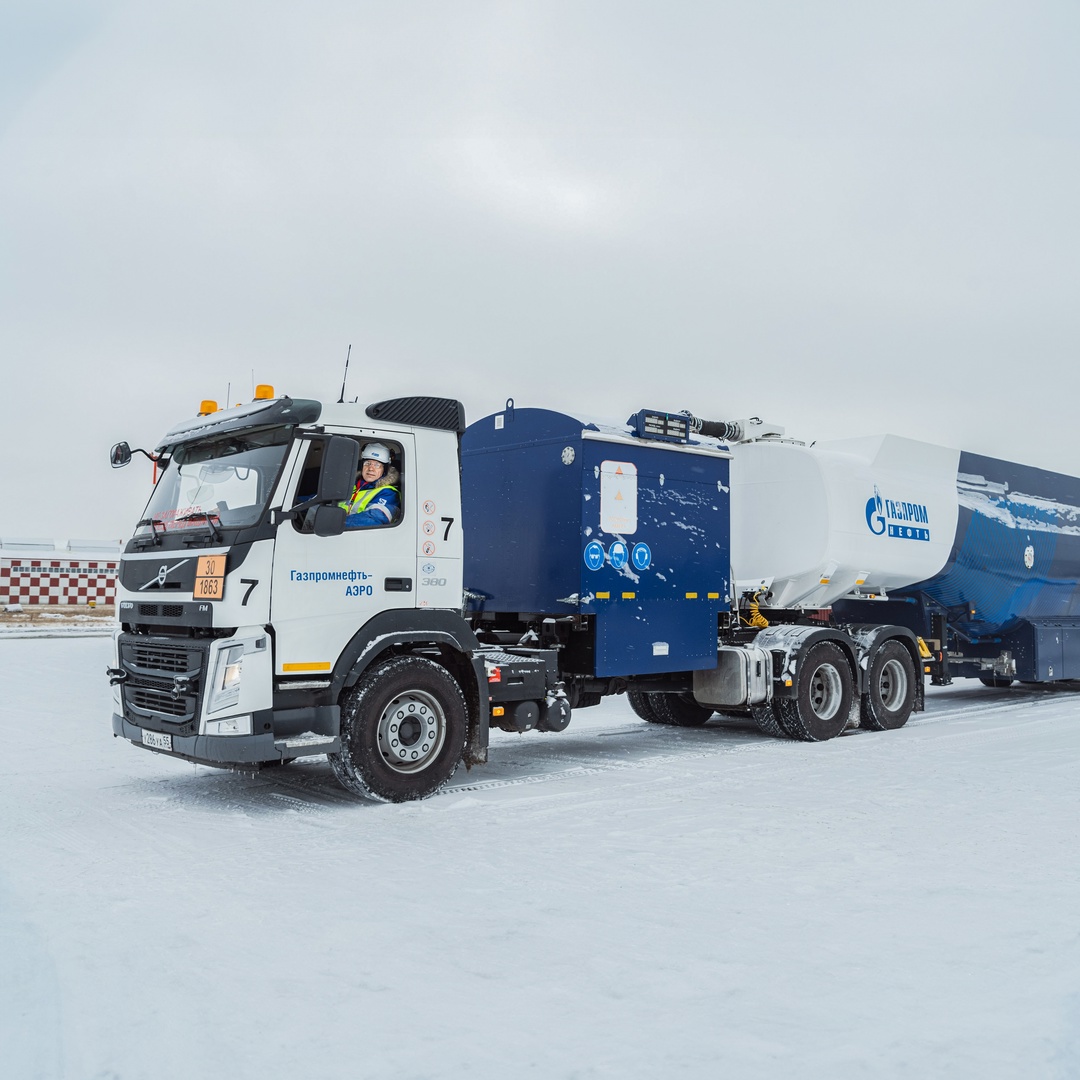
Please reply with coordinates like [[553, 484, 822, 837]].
[[136, 427, 291, 537]]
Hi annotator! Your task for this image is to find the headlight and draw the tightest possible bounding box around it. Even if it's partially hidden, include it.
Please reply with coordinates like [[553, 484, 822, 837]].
[[209, 644, 245, 713]]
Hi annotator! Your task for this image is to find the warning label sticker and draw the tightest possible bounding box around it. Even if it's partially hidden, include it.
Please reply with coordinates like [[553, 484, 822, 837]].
[[600, 460, 637, 535]]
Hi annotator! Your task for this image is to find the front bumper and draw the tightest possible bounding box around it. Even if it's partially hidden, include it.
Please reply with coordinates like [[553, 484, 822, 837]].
[[112, 713, 339, 768]]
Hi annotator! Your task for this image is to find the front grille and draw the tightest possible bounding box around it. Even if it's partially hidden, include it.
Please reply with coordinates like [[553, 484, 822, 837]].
[[119, 634, 206, 732], [130, 643, 192, 673], [130, 686, 189, 718], [138, 603, 185, 618]]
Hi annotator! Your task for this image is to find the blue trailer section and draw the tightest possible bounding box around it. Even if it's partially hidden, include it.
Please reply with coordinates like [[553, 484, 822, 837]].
[[918, 451, 1080, 633], [461, 406, 730, 678], [836, 449, 1080, 683]]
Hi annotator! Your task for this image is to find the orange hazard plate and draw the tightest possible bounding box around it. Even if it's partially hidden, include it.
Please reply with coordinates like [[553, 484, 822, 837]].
[[194, 555, 226, 600]]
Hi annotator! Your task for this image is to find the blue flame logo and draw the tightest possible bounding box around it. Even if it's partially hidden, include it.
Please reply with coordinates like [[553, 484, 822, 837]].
[[865, 487, 886, 535]]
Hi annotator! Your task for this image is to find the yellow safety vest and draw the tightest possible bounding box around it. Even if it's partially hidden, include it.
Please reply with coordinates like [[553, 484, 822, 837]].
[[340, 483, 398, 517]]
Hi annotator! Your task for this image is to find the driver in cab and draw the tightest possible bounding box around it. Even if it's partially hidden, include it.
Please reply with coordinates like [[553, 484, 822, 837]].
[[341, 443, 399, 528]]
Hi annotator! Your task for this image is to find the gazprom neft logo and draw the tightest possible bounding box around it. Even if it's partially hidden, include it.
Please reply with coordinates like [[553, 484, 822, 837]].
[[865, 486, 931, 542]]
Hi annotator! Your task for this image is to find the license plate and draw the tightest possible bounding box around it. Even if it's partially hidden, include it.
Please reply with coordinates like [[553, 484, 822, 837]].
[[142, 730, 173, 751]]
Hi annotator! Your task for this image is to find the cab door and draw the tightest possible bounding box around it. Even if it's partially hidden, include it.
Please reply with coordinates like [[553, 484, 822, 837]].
[[270, 431, 416, 677]]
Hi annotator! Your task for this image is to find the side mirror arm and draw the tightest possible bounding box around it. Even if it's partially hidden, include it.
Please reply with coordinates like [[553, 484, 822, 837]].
[[110, 442, 161, 469]]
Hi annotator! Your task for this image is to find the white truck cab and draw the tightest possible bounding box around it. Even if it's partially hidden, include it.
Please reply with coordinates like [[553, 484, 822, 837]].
[[109, 395, 566, 801]]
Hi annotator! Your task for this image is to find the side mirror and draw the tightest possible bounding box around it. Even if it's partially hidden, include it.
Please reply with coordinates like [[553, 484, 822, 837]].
[[110, 442, 132, 468], [317, 436, 360, 503], [311, 504, 347, 537]]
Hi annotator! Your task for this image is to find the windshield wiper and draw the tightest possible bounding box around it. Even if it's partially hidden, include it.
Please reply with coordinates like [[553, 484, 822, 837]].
[[133, 518, 166, 546], [175, 511, 223, 543]]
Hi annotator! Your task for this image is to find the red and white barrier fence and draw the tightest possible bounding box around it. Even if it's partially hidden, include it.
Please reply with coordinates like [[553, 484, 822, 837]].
[[1, 541, 121, 607]]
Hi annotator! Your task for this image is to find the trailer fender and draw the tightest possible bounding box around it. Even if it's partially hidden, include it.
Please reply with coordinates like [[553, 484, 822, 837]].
[[752, 624, 861, 700], [837, 624, 923, 712]]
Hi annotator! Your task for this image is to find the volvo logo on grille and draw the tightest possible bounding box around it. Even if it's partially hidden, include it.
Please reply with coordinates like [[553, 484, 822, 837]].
[[139, 559, 192, 590]]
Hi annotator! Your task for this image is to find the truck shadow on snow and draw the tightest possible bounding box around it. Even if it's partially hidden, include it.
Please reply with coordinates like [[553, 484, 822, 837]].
[[131, 685, 1073, 813], [130, 711, 773, 812]]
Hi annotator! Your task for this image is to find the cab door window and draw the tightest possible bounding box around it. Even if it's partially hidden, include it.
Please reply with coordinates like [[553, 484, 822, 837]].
[[293, 437, 404, 531]]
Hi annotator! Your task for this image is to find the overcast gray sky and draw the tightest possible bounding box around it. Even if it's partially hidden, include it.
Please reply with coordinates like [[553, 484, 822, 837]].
[[2, 0, 1078, 540]]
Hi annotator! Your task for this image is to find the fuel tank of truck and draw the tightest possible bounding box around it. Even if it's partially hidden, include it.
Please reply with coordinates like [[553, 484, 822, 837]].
[[732, 433, 1080, 636], [729, 434, 961, 610]]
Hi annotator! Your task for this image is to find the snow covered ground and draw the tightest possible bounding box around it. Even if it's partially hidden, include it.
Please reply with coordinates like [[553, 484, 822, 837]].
[[2, 637, 1078, 1079]]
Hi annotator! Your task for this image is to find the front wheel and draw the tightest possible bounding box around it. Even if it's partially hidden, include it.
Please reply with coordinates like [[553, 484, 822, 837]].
[[862, 640, 917, 731], [329, 656, 467, 802]]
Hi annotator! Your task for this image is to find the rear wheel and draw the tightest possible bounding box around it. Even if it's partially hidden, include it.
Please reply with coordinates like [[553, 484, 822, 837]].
[[979, 675, 1015, 688], [627, 689, 663, 723], [751, 701, 787, 738], [862, 640, 917, 731], [775, 641, 854, 742], [329, 656, 467, 802], [649, 692, 714, 727]]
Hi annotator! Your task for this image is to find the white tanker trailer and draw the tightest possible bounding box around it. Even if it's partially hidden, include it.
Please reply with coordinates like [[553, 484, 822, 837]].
[[717, 419, 1080, 687]]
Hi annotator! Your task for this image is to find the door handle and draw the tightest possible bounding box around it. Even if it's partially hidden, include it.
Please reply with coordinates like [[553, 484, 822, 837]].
[[384, 577, 413, 592]]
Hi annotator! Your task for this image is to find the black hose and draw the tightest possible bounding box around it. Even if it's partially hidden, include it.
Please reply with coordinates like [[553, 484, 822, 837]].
[[685, 414, 744, 442]]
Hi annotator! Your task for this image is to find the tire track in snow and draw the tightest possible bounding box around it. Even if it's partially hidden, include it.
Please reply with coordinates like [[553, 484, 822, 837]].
[[447, 691, 1076, 796]]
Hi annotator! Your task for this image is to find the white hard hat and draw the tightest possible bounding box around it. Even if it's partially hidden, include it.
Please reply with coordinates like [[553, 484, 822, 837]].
[[361, 442, 391, 465]]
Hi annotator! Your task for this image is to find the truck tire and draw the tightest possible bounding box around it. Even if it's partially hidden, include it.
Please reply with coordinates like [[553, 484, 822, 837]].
[[649, 692, 714, 727], [978, 675, 1015, 688], [751, 702, 787, 739], [861, 640, 917, 731], [329, 656, 467, 802], [775, 641, 853, 742], [627, 689, 663, 723]]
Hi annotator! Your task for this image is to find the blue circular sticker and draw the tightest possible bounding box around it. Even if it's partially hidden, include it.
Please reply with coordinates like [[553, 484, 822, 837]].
[[609, 540, 629, 570], [631, 542, 652, 571], [583, 541, 605, 571]]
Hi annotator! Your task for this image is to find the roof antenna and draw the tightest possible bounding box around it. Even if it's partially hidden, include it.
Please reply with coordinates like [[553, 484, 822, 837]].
[[337, 344, 352, 404]]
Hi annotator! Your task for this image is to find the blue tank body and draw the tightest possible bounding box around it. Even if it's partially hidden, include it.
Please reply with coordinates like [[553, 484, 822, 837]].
[[901, 450, 1080, 635], [461, 406, 731, 679]]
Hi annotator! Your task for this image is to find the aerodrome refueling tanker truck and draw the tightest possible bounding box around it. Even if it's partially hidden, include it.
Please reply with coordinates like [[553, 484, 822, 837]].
[[108, 393, 1080, 801]]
